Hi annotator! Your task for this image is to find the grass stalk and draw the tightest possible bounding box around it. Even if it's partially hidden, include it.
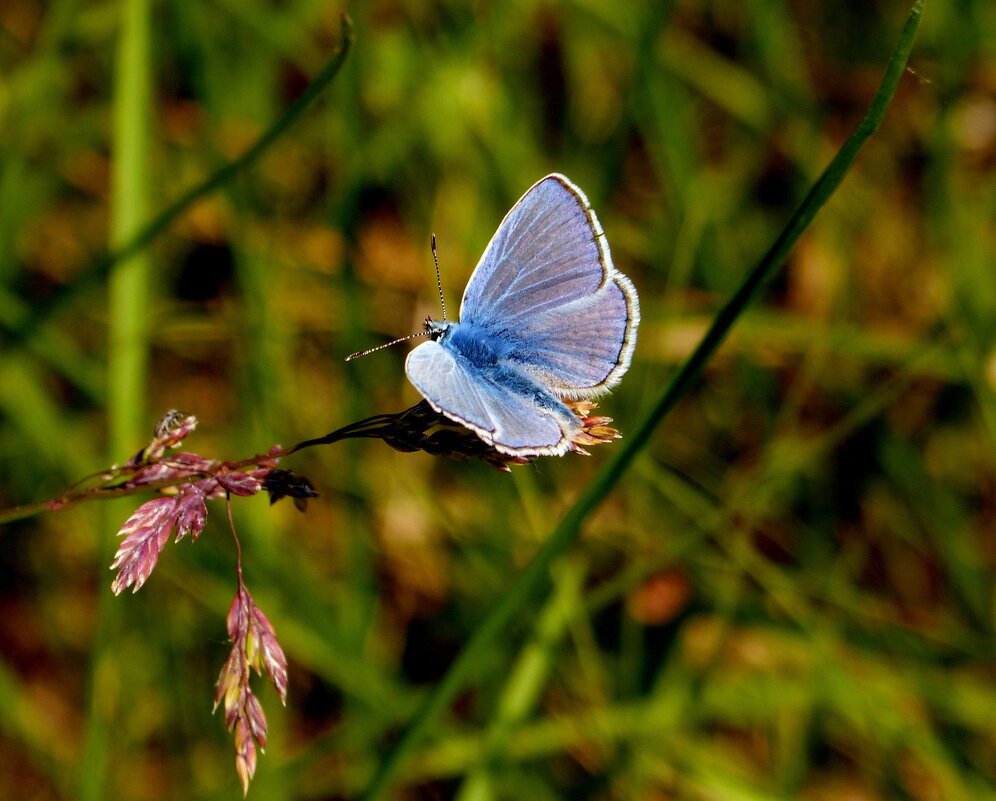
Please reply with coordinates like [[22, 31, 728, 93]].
[[79, 0, 151, 797]]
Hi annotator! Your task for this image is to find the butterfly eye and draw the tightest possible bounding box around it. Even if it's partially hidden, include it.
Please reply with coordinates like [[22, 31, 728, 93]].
[[424, 316, 449, 342]]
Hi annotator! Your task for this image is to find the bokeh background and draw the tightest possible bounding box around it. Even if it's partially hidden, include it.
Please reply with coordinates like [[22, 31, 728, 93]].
[[1, 1, 994, 799]]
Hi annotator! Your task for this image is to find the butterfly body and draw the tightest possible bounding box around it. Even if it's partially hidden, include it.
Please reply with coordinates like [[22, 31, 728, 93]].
[[405, 174, 639, 457], [428, 320, 511, 365]]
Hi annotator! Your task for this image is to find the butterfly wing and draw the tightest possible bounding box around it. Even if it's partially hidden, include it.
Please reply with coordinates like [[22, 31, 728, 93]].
[[459, 174, 639, 397], [405, 339, 580, 456]]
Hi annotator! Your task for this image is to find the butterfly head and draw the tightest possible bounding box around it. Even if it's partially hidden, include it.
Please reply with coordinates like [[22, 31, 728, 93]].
[[424, 317, 450, 342]]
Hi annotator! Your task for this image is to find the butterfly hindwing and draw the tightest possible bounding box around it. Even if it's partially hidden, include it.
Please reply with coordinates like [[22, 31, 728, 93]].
[[509, 278, 635, 396]]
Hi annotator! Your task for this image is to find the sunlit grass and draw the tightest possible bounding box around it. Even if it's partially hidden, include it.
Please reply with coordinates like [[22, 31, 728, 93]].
[[1, 1, 995, 799]]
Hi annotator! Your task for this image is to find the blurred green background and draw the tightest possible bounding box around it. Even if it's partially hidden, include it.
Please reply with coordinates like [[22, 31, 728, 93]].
[[1, 0, 994, 799]]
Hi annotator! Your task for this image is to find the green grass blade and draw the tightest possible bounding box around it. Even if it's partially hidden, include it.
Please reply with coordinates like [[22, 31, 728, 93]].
[[359, 3, 925, 799], [3, 15, 354, 351], [454, 558, 586, 801], [79, 0, 152, 797]]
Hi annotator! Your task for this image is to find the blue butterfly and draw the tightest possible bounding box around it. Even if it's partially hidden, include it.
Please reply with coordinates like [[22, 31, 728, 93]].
[[405, 174, 640, 457]]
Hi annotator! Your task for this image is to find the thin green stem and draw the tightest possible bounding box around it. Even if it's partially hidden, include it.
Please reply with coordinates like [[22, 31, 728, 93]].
[[0, 408, 408, 529], [359, 3, 925, 799]]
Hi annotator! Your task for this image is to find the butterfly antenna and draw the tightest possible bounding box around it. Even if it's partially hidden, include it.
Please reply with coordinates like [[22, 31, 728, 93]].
[[346, 235, 446, 362], [431, 233, 447, 321], [344, 330, 429, 361]]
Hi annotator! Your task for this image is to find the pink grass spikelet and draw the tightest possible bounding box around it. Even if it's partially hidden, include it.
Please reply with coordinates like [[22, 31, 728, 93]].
[[215, 585, 289, 793], [110, 497, 179, 594], [216, 472, 262, 497], [110, 484, 211, 594]]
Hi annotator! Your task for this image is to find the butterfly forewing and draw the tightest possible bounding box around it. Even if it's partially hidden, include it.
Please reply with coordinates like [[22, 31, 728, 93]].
[[406, 341, 578, 456], [459, 174, 638, 395], [460, 176, 607, 326]]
